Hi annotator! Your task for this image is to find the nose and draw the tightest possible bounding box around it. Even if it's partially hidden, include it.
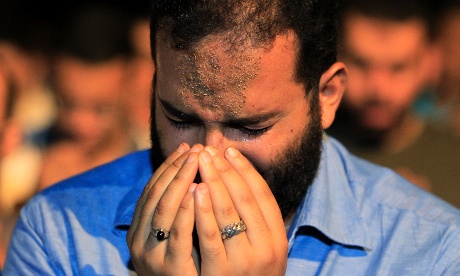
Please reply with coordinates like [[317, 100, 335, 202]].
[[366, 67, 391, 99], [203, 128, 231, 154]]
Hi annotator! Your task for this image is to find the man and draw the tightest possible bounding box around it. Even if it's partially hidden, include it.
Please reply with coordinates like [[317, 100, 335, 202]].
[[328, 0, 460, 207], [37, 3, 138, 190], [4, 0, 460, 275], [435, 0, 460, 136], [0, 56, 20, 271]]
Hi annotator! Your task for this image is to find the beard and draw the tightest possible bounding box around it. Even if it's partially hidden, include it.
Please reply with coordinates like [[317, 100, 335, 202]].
[[149, 93, 323, 220]]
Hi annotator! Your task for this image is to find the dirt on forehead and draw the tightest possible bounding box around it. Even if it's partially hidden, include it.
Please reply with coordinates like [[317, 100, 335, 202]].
[[177, 36, 262, 117]]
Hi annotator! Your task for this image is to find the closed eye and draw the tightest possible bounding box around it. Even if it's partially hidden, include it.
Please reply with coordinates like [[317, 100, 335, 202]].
[[231, 124, 271, 137], [160, 98, 275, 139], [167, 116, 271, 137], [166, 115, 198, 130]]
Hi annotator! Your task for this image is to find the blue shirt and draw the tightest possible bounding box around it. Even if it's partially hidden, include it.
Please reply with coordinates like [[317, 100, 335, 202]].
[[4, 136, 460, 275]]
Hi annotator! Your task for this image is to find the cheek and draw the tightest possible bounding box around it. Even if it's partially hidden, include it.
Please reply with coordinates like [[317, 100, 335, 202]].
[[383, 73, 421, 108], [237, 127, 302, 172], [393, 89, 421, 109]]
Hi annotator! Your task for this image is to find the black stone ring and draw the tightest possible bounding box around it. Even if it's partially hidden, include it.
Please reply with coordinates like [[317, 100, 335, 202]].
[[152, 228, 170, 241]]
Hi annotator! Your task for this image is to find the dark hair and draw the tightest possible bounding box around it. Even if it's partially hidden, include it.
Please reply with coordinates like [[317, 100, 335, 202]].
[[338, 0, 436, 40], [54, 2, 132, 63], [435, 0, 460, 34], [149, 0, 339, 93]]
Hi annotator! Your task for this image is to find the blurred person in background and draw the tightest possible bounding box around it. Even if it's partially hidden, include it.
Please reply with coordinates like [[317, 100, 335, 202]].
[[0, 0, 56, 219], [0, 55, 21, 272], [328, 0, 460, 208], [37, 2, 138, 190], [434, 0, 460, 136], [123, 3, 155, 150], [0, 1, 57, 145]]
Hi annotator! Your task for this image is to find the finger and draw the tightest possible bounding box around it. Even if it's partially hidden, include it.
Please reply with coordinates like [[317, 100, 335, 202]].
[[140, 143, 190, 212], [194, 183, 229, 275], [224, 147, 286, 243], [163, 183, 198, 273], [150, 150, 200, 238], [129, 144, 200, 253], [205, 146, 273, 246], [130, 149, 201, 272], [198, 150, 243, 239], [225, 147, 285, 232], [128, 143, 189, 242]]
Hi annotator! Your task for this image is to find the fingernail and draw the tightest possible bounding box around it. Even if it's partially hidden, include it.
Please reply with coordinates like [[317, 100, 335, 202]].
[[205, 146, 218, 156], [189, 183, 197, 192], [187, 153, 197, 163], [190, 144, 203, 153], [226, 147, 238, 158], [177, 143, 187, 153], [198, 184, 208, 195], [201, 152, 212, 163]]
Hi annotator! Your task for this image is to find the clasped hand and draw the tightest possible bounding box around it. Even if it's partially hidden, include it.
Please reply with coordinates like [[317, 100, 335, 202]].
[[127, 143, 288, 275]]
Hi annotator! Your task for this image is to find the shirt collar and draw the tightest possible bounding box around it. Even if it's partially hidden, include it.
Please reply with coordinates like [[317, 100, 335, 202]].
[[287, 135, 372, 250]]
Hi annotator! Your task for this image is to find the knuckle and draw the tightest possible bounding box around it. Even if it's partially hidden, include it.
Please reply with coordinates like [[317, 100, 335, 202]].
[[259, 247, 277, 266], [154, 200, 169, 216], [128, 236, 144, 258], [146, 184, 161, 200], [220, 162, 233, 173], [217, 205, 235, 219], [202, 227, 222, 243], [239, 158, 253, 172], [172, 155, 185, 169], [238, 192, 256, 206], [203, 242, 222, 258], [260, 184, 275, 199], [199, 200, 214, 214]]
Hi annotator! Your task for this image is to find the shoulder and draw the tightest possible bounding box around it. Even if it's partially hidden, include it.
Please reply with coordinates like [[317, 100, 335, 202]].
[[327, 136, 460, 225], [28, 149, 153, 212]]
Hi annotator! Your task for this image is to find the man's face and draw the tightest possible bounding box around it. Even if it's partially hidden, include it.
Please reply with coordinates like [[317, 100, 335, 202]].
[[339, 13, 431, 132], [150, 31, 323, 218], [53, 56, 126, 151]]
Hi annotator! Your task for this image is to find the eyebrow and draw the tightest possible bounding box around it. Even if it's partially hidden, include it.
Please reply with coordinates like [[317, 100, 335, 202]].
[[159, 98, 279, 126]]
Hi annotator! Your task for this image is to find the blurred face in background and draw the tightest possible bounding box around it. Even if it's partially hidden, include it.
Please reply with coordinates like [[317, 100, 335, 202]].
[[437, 9, 460, 98], [52, 56, 127, 152], [339, 13, 433, 132]]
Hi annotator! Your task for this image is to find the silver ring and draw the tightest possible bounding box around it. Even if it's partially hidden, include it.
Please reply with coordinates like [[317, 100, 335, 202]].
[[152, 228, 170, 241], [221, 219, 246, 240]]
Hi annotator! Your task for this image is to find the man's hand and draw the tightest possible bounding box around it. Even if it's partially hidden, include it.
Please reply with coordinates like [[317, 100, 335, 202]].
[[194, 146, 288, 275], [127, 143, 202, 275], [127, 143, 288, 275]]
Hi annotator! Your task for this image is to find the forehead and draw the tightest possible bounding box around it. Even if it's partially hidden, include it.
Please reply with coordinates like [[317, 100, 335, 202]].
[[54, 57, 125, 103], [343, 13, 428, 63], [155, 31, 302, 118], [156, 33, 260, 116]]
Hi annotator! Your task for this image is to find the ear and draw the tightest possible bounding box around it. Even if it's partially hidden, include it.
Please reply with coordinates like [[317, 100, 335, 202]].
[[319, 62, 347, 129]]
